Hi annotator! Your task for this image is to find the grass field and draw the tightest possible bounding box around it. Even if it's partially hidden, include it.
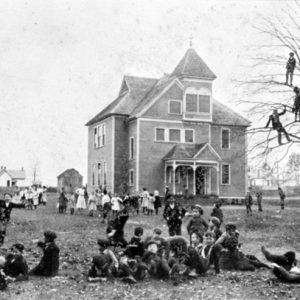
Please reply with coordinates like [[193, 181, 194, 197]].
[[1, 194, 300, 300]]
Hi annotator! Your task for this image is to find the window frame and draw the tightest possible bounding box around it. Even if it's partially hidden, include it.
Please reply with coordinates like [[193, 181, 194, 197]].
[[168, 99, 182, 115], [221, 128, 231, 150], [93, 123, 106, 149], [169, 129, 181, 142], [155, 128, 166, 142], [129, 169, 134, 186], [221, 163, 231, 185], [129, 137, 134, 160]]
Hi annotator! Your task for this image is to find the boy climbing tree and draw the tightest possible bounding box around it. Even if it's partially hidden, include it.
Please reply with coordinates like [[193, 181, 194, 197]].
[[293, 87, 300, 122], [265, 106, 291, 145]]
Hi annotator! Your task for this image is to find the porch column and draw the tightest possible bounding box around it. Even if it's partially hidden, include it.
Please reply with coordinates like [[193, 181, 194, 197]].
[[193, 162, 196, 196], [216, 163, 220, 196], [172, 161, 176, 195]]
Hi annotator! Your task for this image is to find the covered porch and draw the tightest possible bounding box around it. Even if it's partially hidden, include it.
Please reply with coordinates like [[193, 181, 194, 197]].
[[163, 143, 221, 196]]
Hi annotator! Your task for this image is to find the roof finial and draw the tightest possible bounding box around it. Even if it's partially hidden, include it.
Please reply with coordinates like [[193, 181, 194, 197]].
[[189, 35, 193, 48]]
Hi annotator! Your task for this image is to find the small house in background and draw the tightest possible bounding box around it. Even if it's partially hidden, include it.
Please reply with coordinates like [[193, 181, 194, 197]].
[[0, 166, 26, 187], [57, 168, 83, 193]]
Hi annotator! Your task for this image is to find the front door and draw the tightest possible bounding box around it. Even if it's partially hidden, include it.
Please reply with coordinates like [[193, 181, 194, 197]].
[[196, 167, 207, 195]]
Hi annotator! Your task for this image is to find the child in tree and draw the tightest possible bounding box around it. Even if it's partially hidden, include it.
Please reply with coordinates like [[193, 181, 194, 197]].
[[293, 86, 300, 122], [286, 52, 296, 86], [265, 106, 291, 145]]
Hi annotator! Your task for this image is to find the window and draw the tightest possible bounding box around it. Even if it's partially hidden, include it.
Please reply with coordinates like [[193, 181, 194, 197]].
[[103, 162, 107, 185], [198, 95, 210, 113], [221, 128, 230, 149], [221, 163, 230, 185], [169, 129, 181, 142], [156, 128, 165, 141], [94, 123, 106, 148], [129, 169, 134, 186], [129, 137, 134, 160], [169, 100, 182, 115], [185, 130, 194, 143], [92, 164, 96, 186], [186, 94, 198, 112], [97, 163, 102, 186]]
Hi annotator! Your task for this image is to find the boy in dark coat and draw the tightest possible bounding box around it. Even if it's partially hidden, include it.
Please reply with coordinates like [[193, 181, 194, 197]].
[[256, 191, 263, 212], [125, 227, 144, 258], [29, 231, 60, 277], [278, 187, 286, 210], [265, 106, 291, 145], [211, 202, 223, 223], [163, 196, 185, 236], [245, 192, 253, 216], [293, 86, 300, 122], [4, 243, 28, 281], [106, 208, 129, 248], [286, 52, 296, 86]]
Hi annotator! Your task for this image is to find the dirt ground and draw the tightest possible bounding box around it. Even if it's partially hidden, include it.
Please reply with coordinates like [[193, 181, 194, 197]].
[[1, 194, 300, 300]]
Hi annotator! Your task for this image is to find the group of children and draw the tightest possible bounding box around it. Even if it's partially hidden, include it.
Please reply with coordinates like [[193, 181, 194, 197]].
[[57, 188, 162, 221], [0, 197, 299, 292]]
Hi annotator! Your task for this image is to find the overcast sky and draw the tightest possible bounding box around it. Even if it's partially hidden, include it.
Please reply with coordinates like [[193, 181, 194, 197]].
[[0, 0, 290, 185]]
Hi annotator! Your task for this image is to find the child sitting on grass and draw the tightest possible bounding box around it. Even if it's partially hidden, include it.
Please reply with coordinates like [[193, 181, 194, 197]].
[[125, 227, 144, 258]]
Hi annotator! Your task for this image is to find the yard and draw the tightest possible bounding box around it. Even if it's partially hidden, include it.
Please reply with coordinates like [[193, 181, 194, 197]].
[[1, 194, 300, 300]]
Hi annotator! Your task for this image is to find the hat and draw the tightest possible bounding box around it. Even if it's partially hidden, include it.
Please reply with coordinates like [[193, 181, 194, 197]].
[[11, 243, 24, 252], [225, 223, 236, 231], [146, 240, 158, 248], [134, 227, 143, 236], [97, 238, 110, 248], [153, 228, 162, 235], [92, 254, 109, 268], [192, 204, 203, 215], [290, 52, 294, 56], [210, 217, 221, 228], [44, 231, 57, 241]]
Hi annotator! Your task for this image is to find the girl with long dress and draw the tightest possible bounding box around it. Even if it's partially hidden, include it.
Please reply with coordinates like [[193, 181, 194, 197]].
[[76, 187, 86, 212]]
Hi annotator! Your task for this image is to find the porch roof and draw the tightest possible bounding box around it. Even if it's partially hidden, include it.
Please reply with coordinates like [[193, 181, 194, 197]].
[[163, 143, 221, 161]]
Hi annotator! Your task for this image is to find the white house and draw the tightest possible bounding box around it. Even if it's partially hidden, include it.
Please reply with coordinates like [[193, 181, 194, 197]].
[[0, 167, 26, 187]]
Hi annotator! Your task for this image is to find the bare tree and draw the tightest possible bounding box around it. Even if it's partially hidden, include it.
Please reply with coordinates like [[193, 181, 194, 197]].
[[234, 1, 300, 169]]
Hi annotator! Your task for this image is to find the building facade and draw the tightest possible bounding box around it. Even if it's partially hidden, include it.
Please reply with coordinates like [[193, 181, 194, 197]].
[[0, 167, 26, 187], [57, 168, 83, 193], [86, 48, 250, 199]]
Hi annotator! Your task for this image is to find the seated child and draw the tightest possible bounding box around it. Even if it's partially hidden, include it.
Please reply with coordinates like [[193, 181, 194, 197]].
[[125, 227, 144, 258], [142, 240, 180, 285], [0, 257, 7, 291], [88, 238, 119, 280], [144, 228, 169, 258], [183, 231, 220, 276], [209, 217, 222, 241], [29, 231, 60, 277], [4, 243, 28, 281]]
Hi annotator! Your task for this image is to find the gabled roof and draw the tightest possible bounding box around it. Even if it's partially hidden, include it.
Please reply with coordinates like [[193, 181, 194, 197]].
[[57, 168, 83, 179], [212, 99, 250, 127], [86, 48, 249, 127], [171, 48, 216, 79], [0, 169, 26, 180], [163, 143, 207, 160], [86, 75, 158, 126]]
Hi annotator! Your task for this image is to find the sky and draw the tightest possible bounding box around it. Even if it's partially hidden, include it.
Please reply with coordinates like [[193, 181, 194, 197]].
[[0, 0, 293, 185]]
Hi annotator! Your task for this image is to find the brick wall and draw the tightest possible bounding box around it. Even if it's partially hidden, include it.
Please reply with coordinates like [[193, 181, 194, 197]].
[[87, 117, 113, 193]]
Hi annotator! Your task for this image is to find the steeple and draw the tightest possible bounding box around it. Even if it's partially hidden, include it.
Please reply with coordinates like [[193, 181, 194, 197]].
[[171, 48, 217, 80]]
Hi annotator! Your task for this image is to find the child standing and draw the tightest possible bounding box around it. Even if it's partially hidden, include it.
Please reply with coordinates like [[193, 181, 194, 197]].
[[141, 188, 149, 215], [69, 192, 76, 215], [111, 194, 121, 216], [88, 191, 97, 217], [211, 202, 223, 223], [147, 193, 155, 215]]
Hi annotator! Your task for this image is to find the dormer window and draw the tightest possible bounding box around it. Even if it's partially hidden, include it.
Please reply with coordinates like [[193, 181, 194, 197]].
[[184, 87, 212, 121]]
